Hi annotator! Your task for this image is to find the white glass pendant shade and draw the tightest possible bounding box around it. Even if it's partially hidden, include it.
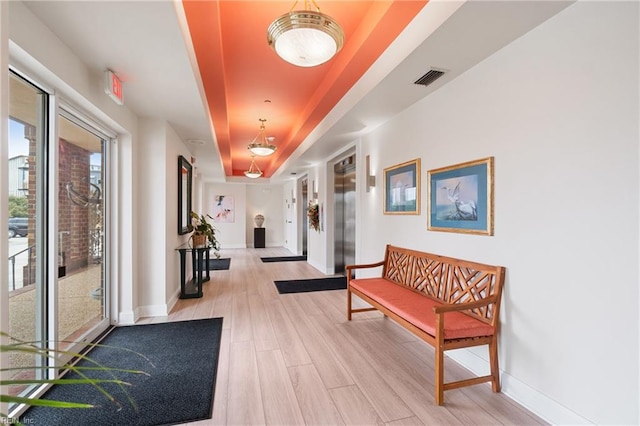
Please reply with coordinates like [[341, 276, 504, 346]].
[[248, 145, 276, 157], [244, 170, 262, 179], [244, 157, 262, 179], [267, 10, 344, 67], [247, 119, 276, 156]]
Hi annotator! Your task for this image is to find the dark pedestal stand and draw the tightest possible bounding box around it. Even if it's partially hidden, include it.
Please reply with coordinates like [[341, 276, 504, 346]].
[[176, 246, 211, 299], [254, 227, 265, 248]]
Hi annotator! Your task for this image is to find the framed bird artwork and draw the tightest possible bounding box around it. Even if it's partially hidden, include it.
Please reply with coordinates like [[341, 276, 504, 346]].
[[383, 158, 421, 215], [427, 157, 494, 235]]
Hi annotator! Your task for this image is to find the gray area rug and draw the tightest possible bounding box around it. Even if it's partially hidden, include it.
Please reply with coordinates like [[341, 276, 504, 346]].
[[21, 318, 223, 426]]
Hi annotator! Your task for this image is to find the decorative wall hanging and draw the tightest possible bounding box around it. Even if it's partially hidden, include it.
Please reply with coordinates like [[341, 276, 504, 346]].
[[307, 202, 320, 232], [427, 157, 494, 235], [212, 195, 235, 223], [383, 158, 421, 215]]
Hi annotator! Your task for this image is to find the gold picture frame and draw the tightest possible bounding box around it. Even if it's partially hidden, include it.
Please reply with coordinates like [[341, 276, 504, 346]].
[[177, 155, 193, 235], [427, 156, 494, 235], [383, 158, 421, 215]]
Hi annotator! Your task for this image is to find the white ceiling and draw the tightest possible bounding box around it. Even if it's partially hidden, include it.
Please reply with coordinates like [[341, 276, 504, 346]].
[[22, 0, 572, 183]]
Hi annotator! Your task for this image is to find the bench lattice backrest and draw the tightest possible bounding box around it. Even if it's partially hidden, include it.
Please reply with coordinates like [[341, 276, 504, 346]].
[[382, 245, 504, 325]]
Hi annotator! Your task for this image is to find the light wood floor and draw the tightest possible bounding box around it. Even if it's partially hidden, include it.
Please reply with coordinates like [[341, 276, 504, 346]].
[[139, 247, 546, 426]]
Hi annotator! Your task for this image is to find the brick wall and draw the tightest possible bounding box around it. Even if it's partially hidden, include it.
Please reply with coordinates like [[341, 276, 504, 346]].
[[25, 136, 92, 281], [58, 139, 91, 272]]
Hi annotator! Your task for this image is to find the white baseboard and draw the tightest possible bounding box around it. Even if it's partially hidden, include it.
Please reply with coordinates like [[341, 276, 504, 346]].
[[116, 310, 136, 325], [448, 349, 592, 425], [136, 303, 169, 318], [307, 258, 331, 275], [166, 290, 179, 314], [120, 292, 178, 324], [222, 243, 247, 249]]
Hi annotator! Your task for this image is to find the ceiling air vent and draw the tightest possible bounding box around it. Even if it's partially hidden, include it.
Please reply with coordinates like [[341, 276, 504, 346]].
[[414, 69, 446, 87]]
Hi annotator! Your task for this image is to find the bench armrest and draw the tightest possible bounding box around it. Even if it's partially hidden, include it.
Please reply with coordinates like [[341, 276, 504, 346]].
[[433, 295, 497, 314], [345, 261, 385, 279]]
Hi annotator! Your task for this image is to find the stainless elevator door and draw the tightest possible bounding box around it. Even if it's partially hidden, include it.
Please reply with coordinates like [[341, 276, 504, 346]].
[[334, 157, 356, 274]]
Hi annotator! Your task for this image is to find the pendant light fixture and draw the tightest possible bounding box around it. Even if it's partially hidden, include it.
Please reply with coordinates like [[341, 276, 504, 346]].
[[244, 156, 263, 179], [247, 118, 276, 157], [267, 0, 344, 68]]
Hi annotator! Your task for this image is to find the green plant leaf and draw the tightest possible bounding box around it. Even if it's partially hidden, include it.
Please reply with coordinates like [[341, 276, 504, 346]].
[[0, 395, 94, 408], [1, 331, 152, 418]]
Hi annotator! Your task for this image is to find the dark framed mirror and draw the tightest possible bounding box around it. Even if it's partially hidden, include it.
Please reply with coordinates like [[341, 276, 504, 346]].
[[178, 155, 193, 235]]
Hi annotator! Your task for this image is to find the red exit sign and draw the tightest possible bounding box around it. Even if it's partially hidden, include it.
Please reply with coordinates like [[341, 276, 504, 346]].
[[105, 70, 124, 105]]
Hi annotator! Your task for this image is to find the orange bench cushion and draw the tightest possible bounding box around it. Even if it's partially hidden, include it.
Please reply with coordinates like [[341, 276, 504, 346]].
[[350, 278, 494, 340]]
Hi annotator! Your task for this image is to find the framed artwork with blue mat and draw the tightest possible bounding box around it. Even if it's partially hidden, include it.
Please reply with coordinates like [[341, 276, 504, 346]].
[[427, 156, 494, 235]]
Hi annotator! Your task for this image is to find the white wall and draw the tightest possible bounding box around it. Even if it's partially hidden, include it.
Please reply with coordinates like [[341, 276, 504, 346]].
[[202, 182, 286, 249], [203, 183, 247, 249], [355, 2, 638, 424], [283, 179, 298, 253], [136, 119, 167, 316], [304, 167, 330, 273], [164, 125, 192, 309], [246, 183, 285, 247], [136, 119, 192, 317]]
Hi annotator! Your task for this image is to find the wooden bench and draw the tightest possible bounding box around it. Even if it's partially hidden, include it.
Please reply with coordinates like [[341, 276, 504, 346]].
[[346, 244, 505, 405]]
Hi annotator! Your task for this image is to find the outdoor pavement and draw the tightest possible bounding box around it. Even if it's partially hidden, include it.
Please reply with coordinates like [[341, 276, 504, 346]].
[[8, 236, 29, 291]]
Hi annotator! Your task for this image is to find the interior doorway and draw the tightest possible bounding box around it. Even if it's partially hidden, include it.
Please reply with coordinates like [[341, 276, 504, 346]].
[[334, 155, 356, 275]]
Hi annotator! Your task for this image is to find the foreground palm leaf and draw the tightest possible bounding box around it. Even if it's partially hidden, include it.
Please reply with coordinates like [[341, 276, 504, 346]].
[[1, 331, 150, 421]]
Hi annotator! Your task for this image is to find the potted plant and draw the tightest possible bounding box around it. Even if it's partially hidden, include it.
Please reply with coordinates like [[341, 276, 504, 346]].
[[190, 212, 221, 258]]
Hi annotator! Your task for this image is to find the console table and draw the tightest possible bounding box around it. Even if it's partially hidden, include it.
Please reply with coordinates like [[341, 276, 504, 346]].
[[176, 245, 211, 299]]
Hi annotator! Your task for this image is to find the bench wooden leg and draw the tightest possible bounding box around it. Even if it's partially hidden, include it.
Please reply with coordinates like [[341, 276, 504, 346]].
[[489, 336, 501, 392], [347, 288, 352, 320], [435, 313, 445, 405], [435, 345, 444, 405]]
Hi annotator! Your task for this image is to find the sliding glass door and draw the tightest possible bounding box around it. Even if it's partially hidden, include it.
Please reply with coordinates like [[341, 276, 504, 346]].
[[55, 111, 110, 356], [7, 70, 48, 407], [6, 70, 112, 413]]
